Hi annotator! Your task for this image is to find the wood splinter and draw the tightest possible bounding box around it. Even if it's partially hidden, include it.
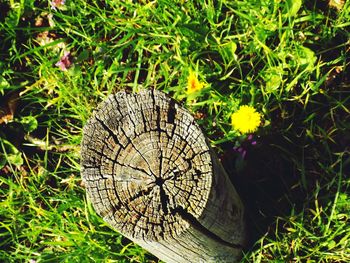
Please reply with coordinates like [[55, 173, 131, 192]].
[[81, 89, 246, 263]]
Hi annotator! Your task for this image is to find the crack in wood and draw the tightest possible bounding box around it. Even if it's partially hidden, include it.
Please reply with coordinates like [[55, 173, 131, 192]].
[[172, 206, 243, 250]]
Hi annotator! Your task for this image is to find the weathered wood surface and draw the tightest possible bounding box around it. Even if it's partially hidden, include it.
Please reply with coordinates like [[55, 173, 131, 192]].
[[81, 89, 246, 263]]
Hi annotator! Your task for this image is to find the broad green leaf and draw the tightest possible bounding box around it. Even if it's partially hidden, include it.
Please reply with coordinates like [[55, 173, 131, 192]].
[[0, 76, 10, 89], [218, 41, 237, 64], [0, 139, 23, 168], [298, 46, 317, 71], [266, 74, 282, 92], [20, 116, 38, 133], [7, 152, 23, 167], [263, 66, 284, 93], [286, 0, 302, 17], [327, 240, 337, 250]]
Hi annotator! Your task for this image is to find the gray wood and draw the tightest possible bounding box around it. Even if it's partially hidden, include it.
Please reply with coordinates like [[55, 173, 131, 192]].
[[81, 89, 246, 263]]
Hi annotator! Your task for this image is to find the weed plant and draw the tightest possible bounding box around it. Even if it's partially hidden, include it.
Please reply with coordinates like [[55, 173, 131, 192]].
[[0, 0, 349, 262]]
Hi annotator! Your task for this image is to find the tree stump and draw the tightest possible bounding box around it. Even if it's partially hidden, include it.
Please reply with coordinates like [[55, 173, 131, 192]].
[[81, 89, 246, 263]]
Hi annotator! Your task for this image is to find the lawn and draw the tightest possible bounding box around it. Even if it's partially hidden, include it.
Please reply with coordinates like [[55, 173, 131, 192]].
[[0, 0, 349, 262]]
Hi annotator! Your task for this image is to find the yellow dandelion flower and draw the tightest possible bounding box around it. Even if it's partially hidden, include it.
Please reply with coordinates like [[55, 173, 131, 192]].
[[231, 105, 262, 134], [187, 71, 204, 94]]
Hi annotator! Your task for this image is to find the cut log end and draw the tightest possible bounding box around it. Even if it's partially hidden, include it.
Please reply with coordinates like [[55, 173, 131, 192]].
[[81, 89, 212, 241], [81, 89, 246, 263]]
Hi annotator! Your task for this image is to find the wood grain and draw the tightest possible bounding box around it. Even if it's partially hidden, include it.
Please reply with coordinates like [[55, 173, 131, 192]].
[[81, 89, 246, 262]]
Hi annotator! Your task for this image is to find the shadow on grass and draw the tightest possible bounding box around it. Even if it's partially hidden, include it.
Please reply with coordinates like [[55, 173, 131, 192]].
[[222, 88, 349, 253], [221, 134, 308, 249]]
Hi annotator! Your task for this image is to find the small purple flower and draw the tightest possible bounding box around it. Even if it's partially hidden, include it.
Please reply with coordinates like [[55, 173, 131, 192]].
[[55, 51, 72, 71], [51, 0, 66, 10], [233, 146, 247, 159], [247, 134, 257, 145], [238, 147, 247, 159], [233, 134, 258, 159]]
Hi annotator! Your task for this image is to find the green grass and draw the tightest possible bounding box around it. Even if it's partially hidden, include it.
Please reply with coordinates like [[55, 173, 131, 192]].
[[1, 0, 349, 262]]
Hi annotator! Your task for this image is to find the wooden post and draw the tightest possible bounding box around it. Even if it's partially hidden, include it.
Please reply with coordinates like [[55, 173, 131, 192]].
[[81, 89, 246, 263]]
